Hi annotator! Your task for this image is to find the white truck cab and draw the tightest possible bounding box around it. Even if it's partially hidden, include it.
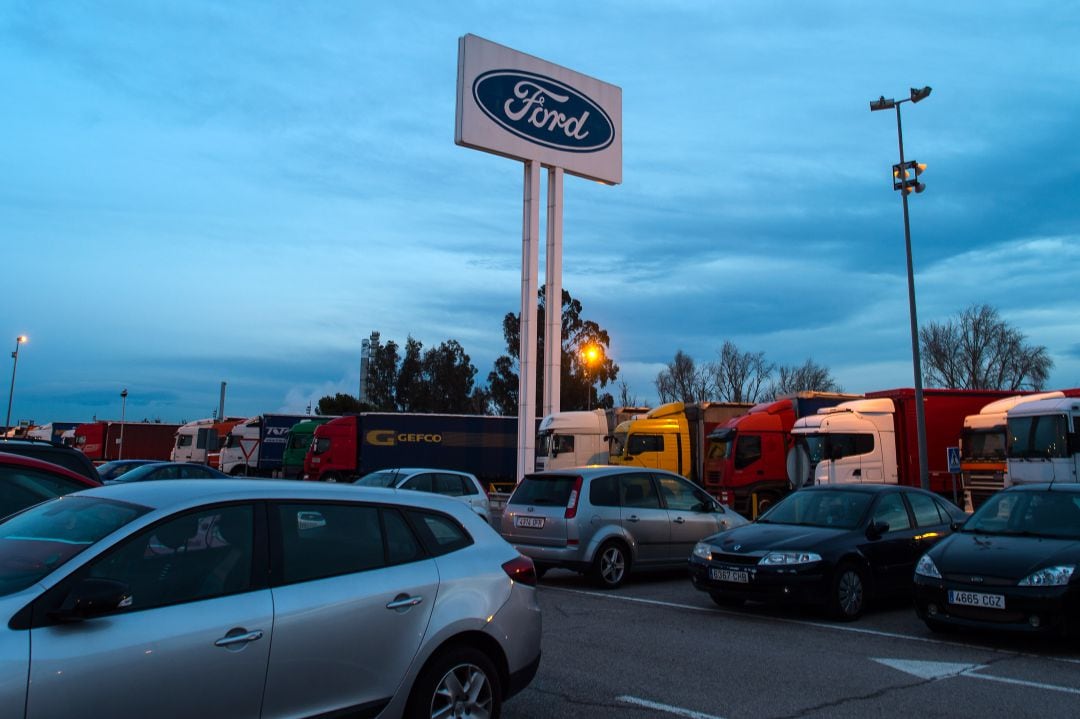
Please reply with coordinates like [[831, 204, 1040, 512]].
[[1006, 397, 1080, 486], [788, 398, 896, 487]]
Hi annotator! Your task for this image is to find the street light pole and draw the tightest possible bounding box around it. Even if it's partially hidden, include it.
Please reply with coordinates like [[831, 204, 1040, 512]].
[[871, 86, 931, 491], [119, 388, 128, 460], [5, 336, 28, 432]]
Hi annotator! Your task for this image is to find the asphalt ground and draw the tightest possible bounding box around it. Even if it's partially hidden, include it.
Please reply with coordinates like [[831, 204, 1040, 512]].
[[503, 568, 1080, 719]]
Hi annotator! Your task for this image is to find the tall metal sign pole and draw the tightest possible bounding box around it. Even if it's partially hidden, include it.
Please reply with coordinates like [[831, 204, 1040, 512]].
[[456, 34, 622, 482]]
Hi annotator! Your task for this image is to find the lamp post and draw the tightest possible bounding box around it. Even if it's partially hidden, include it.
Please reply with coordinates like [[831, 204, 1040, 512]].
[[5, 335, 28, 432], [119, 388, 128, 460], [871, 86, 932, 491]]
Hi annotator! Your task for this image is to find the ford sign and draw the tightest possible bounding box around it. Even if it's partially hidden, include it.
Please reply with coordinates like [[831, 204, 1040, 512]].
[[472, 70, 614, 154]]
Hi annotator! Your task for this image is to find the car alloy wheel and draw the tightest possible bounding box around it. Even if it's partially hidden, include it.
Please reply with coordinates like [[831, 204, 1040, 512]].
[[832, 563, 866, 621], [429, 661, 495, 719], [591, 541, 629, 589]]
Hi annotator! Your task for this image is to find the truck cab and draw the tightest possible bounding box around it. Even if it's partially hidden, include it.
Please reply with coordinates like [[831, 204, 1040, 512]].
[[960, 392, 1063, 509], [608, 403, 688, 474], [789, 399, 896, 487], [1006, 397, 1080, 486], [536, 410, 608, 471], [304, 415, 357, 482]]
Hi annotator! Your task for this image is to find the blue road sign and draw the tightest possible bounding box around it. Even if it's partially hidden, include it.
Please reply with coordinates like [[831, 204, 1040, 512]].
[[947, 446, 961, 474]]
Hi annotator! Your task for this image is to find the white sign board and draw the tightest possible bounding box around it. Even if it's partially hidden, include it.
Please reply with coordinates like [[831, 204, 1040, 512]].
[[455, 34, 622, 185]]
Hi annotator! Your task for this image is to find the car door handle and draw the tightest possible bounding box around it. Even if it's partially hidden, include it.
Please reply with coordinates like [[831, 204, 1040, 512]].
[[673, 517, 686, 524], [215, 629, 264, 648], [626, 515, 640, 522], [386, 595, 424, 610]]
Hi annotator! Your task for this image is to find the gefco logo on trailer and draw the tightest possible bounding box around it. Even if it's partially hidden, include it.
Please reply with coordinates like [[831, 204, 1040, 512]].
[[366, 430, 443, 447], [473, 70, 613, 153]]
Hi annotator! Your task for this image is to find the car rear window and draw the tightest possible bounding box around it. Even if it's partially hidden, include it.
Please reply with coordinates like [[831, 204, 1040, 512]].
[[510, 475, 577, 506]]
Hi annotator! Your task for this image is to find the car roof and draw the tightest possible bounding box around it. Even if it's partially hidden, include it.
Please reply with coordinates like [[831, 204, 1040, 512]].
[[368, 467, 475, 476], [1003, 482, 1080, 494], [74, 478, 475, 515], [797, 484, 918, 494], [526, 466, 688, 479], [0, 451, 101, 487]]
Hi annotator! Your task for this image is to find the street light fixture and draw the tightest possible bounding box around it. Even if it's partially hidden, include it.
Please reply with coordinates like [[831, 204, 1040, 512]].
[[580, 344, 602, 411], [871, 85, 932, 491], [119, 388, 128, 460], [5, 335, 28, 432]]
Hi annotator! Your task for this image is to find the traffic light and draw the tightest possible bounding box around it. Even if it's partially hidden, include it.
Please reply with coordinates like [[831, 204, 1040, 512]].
[[892, 160, 926, 194]]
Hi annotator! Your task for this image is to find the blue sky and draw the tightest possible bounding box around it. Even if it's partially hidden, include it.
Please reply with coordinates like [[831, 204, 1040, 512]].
[[3, 2, 1079, 425]]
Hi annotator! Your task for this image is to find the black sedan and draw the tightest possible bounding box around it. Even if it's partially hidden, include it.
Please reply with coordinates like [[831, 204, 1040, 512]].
[[104, 462, 229, 484], [689, 484, 966, 620], [914, 483, 1080, 636]]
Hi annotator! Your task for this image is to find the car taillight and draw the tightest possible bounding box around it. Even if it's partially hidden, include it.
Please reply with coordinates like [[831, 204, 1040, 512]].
[[502, 555, 537, 587], [564, 476, 583, 519]]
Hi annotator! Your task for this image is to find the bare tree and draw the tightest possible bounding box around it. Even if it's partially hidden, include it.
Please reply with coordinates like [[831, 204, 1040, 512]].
[[655, 350, 713, 403], [617, 380, 639, 407], [709, 341, 774, 403], [920, 304, 1053, 390], [767, 359, 842, 397]]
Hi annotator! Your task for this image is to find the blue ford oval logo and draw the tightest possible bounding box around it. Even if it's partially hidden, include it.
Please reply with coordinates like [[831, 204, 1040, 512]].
[[473, 70, 614, 153]]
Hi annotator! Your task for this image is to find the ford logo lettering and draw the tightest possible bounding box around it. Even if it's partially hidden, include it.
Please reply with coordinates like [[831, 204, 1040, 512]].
[[473, 70, 614, 153]]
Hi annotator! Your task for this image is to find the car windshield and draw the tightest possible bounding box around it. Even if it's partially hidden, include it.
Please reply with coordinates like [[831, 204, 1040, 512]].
[[758, 490, 872, 530], [355, 471, 402, 488], [0, 495, 149, 597], [963, 490, 1080, 539]]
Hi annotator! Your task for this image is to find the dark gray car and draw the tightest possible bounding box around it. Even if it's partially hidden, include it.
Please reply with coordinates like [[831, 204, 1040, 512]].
[[500, 466, 748, 588]]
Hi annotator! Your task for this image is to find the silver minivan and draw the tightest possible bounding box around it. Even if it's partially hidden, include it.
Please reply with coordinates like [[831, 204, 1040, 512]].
[[500, 466, 748, 588]]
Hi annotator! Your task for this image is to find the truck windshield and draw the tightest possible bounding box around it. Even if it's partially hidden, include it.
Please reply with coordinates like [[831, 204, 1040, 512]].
[[707, 436, 733, 460], [610, 431, 627, 458], [287, 433, 310, 450], [536, 431, 551, 458], [960, 428, 1006, 461], [795, 433, 873, 463], [222, 434, 240, 449], [1008, 414, 1070, 459]]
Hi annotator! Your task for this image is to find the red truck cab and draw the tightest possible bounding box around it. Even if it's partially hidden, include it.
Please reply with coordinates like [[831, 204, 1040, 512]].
[[304, 416, 357, 482], [705, 400, 795, 516]]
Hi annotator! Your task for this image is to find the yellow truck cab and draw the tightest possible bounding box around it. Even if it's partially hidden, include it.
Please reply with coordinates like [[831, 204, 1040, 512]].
[[608, 401, 751, 483]]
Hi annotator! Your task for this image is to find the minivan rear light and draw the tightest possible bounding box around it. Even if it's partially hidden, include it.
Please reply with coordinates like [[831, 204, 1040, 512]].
[[502, 555, 537, 587], [564, 476, 584, 519]]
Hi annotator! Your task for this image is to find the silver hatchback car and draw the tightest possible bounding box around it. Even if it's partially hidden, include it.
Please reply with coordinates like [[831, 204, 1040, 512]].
[[500, 466, 748, 588], [355, 467, 492, 523], [0, 480, 541, 719]]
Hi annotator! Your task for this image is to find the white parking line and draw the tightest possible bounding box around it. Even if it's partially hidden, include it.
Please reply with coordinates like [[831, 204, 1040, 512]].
[[545, 586, 1080, 666], [617, 695, 726, 719]]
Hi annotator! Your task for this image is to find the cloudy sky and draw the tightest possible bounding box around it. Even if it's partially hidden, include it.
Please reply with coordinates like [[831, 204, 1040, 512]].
[[3, 2, 1078, 425]]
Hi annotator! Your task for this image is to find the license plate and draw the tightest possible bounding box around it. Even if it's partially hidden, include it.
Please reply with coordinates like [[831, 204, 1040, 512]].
[[710, 568, 749, 584], [515, 516, 545, 529], [948, 590, 1005, 609]]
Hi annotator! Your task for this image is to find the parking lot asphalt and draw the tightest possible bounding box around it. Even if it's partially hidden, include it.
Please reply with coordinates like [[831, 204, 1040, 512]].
[[505, 568, 1080, 719]]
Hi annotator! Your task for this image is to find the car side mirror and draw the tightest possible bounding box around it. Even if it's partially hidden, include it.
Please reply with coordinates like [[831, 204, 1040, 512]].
[[950, 520, 964, 532], [50, 578, 132, 622], [866, 520, 889, 539]]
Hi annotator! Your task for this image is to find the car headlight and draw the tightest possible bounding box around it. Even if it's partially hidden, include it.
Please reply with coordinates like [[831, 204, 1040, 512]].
[[758, 551, 821, 566], [915, 554, 941, 579], [1018, 565, 1075, 587], [693, 541, 713, 561]]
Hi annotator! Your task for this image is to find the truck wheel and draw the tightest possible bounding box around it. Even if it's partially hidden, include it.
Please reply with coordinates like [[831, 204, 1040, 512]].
[[590, 541, 630, 589], [405, 645, 502, 719], [323, 473, 340, 483], [830, 561, 867, 621], [756, 492, 779, 515]]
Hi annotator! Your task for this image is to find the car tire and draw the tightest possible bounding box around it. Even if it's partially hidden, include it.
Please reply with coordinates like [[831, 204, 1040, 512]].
[[405, 645, 502, 719], [708, 590, 743, 608], [590, 540, 630, 589], [830, 561, 867, 621]]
